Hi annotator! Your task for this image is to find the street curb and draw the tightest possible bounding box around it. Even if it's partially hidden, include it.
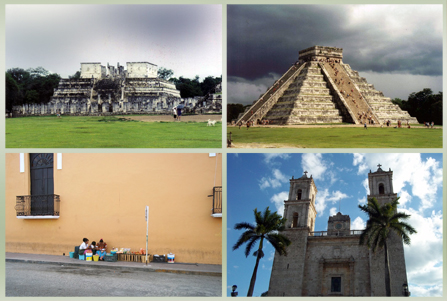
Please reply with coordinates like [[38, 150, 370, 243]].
[[6, 259, 222, 277]]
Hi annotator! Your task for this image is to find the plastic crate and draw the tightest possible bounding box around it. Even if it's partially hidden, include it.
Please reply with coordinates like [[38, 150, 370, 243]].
[[152, 255, 166, 262], [73, 246, 79, 259], [104, 254, 118, 262]]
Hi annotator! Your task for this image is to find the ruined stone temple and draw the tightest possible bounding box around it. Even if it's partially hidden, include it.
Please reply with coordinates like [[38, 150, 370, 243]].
[[237, 46, 418, 125], [268, 166, 409, 296], [12, 62, 222, 116]]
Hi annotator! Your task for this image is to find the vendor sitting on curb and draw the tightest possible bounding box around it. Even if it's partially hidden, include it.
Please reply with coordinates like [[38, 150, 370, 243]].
[[96, 239, 108, 261], [79, 238, 89, 256], [89, 241, 97, 255]]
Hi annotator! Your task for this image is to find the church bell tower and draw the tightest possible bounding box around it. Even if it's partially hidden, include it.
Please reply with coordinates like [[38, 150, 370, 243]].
[[367, 164, 408, 296], [283, 171, 318, 231], [367, 164, 398, 206], [269, 171, 318, 296]]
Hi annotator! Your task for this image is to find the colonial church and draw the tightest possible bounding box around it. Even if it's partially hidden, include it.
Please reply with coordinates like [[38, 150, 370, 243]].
[[268, 165, 409, 296]]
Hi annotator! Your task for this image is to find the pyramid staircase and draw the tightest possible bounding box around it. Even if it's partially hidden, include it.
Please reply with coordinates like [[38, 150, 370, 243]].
[[236, 62, 305, 124], [264, 62, 344, 124], [342, 64, 418, 124]]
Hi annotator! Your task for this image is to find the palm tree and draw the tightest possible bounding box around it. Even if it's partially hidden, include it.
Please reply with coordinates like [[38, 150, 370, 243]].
[[358, 197, 416, 296], [233, 207, 291, 297]]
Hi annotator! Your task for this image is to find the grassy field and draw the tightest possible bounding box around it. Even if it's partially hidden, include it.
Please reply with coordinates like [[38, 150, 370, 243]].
[[6, 116, 222, 148], [228, 126, 442, 148]]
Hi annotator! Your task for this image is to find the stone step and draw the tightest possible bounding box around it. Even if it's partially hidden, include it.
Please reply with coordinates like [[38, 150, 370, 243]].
[[277, 96, 335, 103], [295, 74, 324, 81], [284, 116, 343, 124], [267, 109, 342, 117], [273, 102, 338, 110], [283, 87, 331, 95]]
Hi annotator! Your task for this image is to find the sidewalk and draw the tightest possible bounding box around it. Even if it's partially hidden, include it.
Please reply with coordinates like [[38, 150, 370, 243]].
[[5, 252, 221, 276]]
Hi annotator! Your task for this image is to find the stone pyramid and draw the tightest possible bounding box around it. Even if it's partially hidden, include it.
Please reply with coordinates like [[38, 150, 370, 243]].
[[237, 46, 418, 125]]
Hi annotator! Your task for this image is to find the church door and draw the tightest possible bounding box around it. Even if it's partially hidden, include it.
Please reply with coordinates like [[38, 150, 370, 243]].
[[30, 153, 54, 215]]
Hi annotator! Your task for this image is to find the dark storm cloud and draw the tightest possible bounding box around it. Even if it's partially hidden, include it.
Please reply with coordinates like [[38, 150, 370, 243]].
[[228, 5, 442, 81]]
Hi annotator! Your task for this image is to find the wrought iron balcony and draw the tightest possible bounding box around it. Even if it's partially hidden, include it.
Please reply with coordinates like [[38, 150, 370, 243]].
[[15, 194, 60, 217], [209, 186, 222, 217]]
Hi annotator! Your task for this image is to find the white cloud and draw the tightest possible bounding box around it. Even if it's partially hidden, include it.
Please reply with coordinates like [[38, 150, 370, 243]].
[[329, 207, 337, 216], [315, 189, 330, 216], [351, 216, 365, 230], [315, 189, 349, 216], [401, 208, 443, 296], [259, 178, 271, 190], [353, 153, 368, 174], [327, 191, 349, 203], [270, 191, 288, 216], [398, 190, 412, 208], [301, 153, 327, 180], [263, 153, 290, 164], [352, 154, 442, 211], [259, 168, 288, 190], [409, 284, 443, 297], [361, 178, 369, 195], [358, 197, 367, 205]]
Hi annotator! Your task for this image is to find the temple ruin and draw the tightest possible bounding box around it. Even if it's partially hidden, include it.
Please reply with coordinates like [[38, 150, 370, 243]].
[[237, 46, 418, 125], [12, 62, 222, 116]]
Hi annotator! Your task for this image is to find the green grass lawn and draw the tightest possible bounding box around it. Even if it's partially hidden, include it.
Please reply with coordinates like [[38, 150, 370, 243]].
[[229, 126, 442, 148], [6, 116, 222, 148]]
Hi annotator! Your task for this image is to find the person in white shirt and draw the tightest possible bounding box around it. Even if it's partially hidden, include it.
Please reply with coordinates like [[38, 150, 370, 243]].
[[79, 238, 89, 256]]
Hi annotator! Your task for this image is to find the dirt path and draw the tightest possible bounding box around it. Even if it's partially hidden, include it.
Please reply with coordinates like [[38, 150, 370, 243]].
[[124, 115, 222, 122]]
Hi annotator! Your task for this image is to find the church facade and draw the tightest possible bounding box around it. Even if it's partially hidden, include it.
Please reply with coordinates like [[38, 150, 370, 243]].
[[268, 166, 409, 296]]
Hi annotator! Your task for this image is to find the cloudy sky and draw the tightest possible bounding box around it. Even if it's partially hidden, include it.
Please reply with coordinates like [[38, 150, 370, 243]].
[[227, 5, 443, 105], [227, 153, 443, 297], [6, 5, 222, 79]]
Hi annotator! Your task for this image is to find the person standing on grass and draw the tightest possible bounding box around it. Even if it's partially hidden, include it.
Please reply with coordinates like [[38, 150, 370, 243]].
[[177, 107, 182, 121], [172, 107, 177, 121]]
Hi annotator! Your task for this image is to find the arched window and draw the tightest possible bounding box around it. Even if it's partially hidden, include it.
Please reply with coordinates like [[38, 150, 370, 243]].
[[292, 212, 298, 228], [297, 189, 302, 200], [379, 183, 385, 195]]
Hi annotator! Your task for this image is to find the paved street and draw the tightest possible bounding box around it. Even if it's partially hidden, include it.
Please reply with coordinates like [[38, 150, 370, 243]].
[[6, 261, 222, 297]]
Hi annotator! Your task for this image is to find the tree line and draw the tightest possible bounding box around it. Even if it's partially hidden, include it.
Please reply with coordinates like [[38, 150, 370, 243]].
[[5, 67, 61, 112], [6, 66, 221, 112], [392, 88, 442, 125], [158, 67, 221, 99]]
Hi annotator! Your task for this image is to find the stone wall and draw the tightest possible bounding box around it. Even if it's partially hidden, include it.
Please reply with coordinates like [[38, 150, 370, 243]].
[[127, 62, 158, 78], [303, 235, 371, 296]]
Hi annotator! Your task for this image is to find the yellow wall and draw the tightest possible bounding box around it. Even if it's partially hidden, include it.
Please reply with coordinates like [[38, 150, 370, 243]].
[[5, 153, 222, 265]]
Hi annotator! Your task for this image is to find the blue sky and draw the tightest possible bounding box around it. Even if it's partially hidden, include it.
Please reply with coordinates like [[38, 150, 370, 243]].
[[227, 153, 443, 297]]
